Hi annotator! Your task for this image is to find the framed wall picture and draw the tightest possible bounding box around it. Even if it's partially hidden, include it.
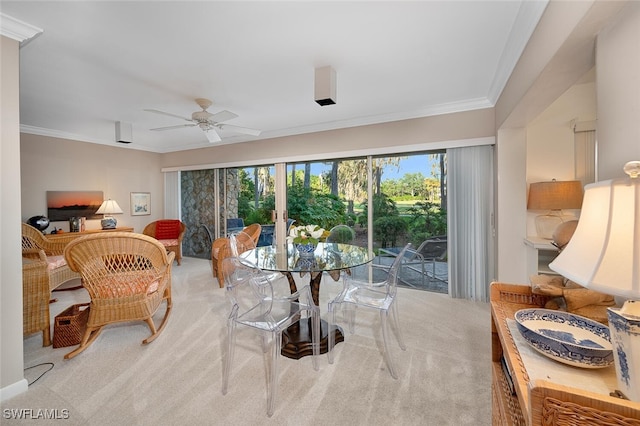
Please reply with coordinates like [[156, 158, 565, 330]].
[[47, 190, 103, 221], [130, 192, 150, 216]]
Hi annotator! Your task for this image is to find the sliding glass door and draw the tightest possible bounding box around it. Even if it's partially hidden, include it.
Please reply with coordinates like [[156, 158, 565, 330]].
[[178, 150, 449, 293], [284, 152, 448, 292]]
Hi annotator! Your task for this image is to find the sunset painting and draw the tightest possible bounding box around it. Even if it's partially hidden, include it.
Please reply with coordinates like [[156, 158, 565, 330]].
[[47, 191, 103, 221]]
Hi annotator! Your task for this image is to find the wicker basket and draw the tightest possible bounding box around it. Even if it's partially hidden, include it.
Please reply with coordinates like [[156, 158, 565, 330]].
[[53, 303, 90, 348]]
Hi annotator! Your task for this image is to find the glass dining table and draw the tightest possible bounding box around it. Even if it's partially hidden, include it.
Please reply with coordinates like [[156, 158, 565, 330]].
[[240, 242, 373, 359]]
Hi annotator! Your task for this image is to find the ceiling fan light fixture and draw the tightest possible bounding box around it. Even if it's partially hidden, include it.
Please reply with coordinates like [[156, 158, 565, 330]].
[[145, 98, 261, 142]]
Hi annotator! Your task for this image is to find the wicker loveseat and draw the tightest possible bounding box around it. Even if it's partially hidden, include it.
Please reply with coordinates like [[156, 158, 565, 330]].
[[142, 219, 186, 265], [63, 232, 174, 359]]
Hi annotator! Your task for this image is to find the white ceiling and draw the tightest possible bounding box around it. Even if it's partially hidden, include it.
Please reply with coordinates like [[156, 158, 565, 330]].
[[1, 1, 547, 153]]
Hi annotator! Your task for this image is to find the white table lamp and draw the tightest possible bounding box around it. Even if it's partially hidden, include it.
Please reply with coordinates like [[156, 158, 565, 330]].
[[527, 180, 583, 239], [549, 161, 640, 401], [96, 199, 123, 230]]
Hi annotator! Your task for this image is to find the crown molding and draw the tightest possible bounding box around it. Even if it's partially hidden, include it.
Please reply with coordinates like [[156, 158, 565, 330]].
[[0, 13, 43, 42], [487, 0, 549, 104]]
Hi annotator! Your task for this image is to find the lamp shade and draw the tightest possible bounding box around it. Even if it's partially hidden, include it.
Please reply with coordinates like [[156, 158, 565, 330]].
[[548, 172, 639, 299], [527, 180, 584, 210], [96, 199, 123, 215]]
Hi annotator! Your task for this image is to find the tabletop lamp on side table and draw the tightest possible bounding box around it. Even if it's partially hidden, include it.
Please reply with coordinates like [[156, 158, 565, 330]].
[[96, 199, 123, 230], [549, 160, 640, 402], [527, 179, 584, 239]]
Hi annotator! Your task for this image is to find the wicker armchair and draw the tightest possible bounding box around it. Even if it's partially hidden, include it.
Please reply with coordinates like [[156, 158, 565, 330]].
[[22, 223, 82, 289], [142, 220, 187, 265], [22, 258, 53, 346], [22, 223, 83, 346], [63, 232, 174, 359], [211, 223, 261, 287]]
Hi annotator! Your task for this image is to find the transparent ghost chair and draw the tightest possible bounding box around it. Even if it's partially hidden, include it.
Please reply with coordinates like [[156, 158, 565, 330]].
[[221, 256, 320, 417], [327, 243, 411, 379], [323, 225, 357, 285], [229, 230, 284, 286], [325, 224, 355, 244]]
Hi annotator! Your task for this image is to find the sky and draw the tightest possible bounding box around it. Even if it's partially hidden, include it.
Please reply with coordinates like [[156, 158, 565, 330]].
[[305, 154, 437, 182]]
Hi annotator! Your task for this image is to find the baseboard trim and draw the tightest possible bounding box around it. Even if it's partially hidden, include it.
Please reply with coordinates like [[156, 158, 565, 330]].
[[0, 378, 28, 402]]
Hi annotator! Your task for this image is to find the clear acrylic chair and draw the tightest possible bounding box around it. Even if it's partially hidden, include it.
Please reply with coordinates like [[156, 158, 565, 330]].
[[327, 243, 410, 379], [325, 224, 355, 244], [229, 231, 283, 284], [221, 256, 320, 417], [324, 225, 356, 284]]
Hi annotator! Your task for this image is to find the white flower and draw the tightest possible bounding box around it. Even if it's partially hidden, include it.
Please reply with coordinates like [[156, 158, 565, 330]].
[[286, 224, 326, 245]]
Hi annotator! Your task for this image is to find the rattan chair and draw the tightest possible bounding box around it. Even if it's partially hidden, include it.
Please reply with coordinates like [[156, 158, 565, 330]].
[[63, 232, 174, 359], [22, 258, 53, 346], [22, 223, 82, 289], [142, 219, 187, 265], [22, 223, 83, 346], [211, 223, 261, 287]]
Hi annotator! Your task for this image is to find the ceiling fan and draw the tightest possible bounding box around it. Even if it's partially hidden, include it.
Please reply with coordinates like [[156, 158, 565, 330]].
[[145, 98, 261, 143]]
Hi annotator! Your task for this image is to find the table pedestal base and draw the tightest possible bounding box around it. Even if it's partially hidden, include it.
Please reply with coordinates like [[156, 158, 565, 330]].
[[281, 317, 343, 359]]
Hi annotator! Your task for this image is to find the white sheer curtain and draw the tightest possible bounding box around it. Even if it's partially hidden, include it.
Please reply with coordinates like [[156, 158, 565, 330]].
[[447, 145, 494, 301], [164, 171, 180, 219], [574, 130, 596, 187]]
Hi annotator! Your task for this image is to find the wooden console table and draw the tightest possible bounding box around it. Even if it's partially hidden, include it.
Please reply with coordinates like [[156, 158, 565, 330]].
[[491, 282, 640, 425], [46, 227, 134, 241]]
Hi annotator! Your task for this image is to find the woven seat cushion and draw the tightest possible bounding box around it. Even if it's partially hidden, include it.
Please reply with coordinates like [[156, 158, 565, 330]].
[[46, 255, 68, 270], [159, 239, 179, 247], [93, 271, 160, 298], [155, 220, 181, 240]]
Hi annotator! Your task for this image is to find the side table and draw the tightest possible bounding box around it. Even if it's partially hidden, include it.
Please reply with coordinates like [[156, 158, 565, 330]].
[[490, 282, 640, 425]]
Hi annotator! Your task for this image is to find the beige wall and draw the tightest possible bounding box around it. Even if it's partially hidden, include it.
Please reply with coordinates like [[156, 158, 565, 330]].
[[1, 35, 28, 399], [21, 134, 165, 233], [161, 109, 495, 169]]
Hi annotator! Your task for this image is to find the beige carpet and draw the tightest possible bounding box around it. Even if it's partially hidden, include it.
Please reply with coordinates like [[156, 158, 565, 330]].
[[3, 257, 491, 425]]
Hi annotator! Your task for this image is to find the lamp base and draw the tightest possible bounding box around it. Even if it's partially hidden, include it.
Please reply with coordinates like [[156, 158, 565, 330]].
[[607, 301, 640, 402], [100, 216, 117, 230], [535, 211, 576, 239]]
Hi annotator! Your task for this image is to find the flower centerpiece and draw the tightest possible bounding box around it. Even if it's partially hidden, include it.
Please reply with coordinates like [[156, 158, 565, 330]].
[[287, 224, 326, 257]]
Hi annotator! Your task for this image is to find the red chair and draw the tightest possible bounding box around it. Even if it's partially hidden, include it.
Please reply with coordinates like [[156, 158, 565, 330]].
[[143, 220, 187, 265]]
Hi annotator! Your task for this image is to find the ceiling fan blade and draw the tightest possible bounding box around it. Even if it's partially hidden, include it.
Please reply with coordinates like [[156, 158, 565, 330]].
[[150, 124, 196, 131], [204, 128, 222, 143], [218, 123, 262, 136], [144, 109, 192, 122], [209, 110, 238, 123]]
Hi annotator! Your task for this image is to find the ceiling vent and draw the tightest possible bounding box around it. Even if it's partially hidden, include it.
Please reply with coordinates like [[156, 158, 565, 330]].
[[115, 121, 132, 143], [314, 66, 336, 106]]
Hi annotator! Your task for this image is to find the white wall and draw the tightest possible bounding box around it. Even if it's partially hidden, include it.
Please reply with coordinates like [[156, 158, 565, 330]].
[[495, 128, 527, 283], [525, 80, 597, 236], [596, 1, 640, 179], [494, 0, 628, 284], [1, 35, 28, 400]]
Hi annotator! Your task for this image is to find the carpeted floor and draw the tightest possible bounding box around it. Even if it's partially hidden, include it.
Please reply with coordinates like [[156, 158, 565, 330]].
[[3, 257, 491, 425]]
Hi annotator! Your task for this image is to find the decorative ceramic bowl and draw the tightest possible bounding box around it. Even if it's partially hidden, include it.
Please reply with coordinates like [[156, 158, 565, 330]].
[[514, 308, 614, 369]]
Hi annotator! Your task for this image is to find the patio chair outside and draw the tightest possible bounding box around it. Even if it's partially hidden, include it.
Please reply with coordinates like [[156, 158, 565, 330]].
[[378, 236, 447, 288]]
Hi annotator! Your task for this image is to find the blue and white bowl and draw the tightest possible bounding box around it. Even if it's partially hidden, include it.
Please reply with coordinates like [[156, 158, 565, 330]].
[[514, 309, 614, 369]]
